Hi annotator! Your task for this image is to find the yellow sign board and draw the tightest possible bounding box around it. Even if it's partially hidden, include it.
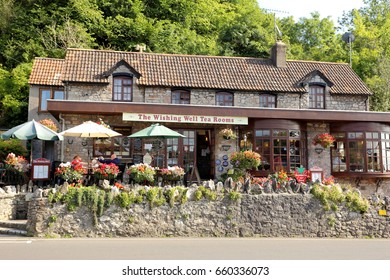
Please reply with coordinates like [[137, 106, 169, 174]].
[[379, 209, 387, 216]]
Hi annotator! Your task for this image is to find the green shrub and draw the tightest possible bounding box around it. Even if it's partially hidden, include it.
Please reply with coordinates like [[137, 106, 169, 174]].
[[0, 139, 27, 162], [345, 190, 370, 213], [228, 190, 242, 201], [195, 185, 217, 201], [146, 187, 165, 208], [311, 183, 370, 213]]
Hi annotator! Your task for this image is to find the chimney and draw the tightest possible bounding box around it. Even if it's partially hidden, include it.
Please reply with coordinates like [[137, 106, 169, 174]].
[[271, 41, 287, 68]]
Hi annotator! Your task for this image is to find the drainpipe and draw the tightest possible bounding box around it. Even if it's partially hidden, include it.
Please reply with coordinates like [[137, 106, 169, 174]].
[[59, 113, 65, 162]]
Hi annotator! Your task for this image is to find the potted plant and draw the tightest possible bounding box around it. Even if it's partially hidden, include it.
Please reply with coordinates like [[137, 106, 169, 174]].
[[55, 162, 85, 182], [230, 150, 261, 171], [126, 163, 156, 185], [93, 163, 119, 180], [158, 166, 185, 183], [219, 128, 237, 140], [312, 133, 335, 148], [5, 153, 29, 173]]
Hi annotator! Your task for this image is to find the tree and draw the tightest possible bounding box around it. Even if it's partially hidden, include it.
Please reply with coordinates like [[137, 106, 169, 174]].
[[280, 12, 346, 62], [0, 63, 31, 127], [338, 0, 390, 111]]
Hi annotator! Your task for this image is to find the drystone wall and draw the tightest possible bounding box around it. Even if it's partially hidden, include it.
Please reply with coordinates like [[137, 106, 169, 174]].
[[0, 191, 28, 220], [27, 194, 390, 238]]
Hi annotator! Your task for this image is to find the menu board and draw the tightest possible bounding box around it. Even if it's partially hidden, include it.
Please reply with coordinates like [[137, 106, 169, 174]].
[[31, 158, 51, 180], [33, 165, 49, 179]]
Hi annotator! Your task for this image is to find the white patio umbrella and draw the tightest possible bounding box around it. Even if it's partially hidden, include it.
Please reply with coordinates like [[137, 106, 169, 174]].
[[60, 121, 122, 159], [59, 121, 122, 138]]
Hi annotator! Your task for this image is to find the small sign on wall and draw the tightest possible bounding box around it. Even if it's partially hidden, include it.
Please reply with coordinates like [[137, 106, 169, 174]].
[[309, 166, 323, 183], [379, 209, 387, 216]]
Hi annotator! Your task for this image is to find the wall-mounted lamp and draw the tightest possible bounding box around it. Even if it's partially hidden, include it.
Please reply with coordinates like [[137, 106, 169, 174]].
[[220, 145, 231, 151], [315, 147, 324, 154], [67, 139, 74, 145]]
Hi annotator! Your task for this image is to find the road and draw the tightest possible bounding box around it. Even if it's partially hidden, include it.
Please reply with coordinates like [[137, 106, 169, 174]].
[[1, 236, 390, 260]]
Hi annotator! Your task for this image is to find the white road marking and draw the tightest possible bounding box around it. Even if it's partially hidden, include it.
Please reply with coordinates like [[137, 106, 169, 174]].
[[0, 239, 33, 244]]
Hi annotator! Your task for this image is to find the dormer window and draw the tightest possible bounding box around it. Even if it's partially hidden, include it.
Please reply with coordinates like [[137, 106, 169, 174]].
[[113, 75, 133, 101], [309, 85, 325, 109], [172, 89, 190, 104], [216, 91, 233, 106]]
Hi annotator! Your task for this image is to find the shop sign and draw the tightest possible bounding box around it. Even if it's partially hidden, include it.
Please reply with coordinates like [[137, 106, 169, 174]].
[[123, 113, 248, 125]]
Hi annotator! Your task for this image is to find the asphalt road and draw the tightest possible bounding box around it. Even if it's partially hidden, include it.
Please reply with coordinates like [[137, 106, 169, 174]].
[[1, 236, 390, 260]]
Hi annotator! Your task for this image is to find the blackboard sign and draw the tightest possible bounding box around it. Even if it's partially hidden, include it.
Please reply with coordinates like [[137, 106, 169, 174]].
[[133, 154, 143, 164], [133, 138, 142, 152]]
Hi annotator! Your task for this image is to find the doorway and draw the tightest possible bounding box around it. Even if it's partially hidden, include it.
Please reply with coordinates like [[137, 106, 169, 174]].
[[165, 129, 213, 180]]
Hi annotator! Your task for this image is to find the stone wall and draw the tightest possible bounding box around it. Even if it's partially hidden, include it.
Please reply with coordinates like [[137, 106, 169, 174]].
[[0, 193, 27, 220], [26, 194, 390, 238]]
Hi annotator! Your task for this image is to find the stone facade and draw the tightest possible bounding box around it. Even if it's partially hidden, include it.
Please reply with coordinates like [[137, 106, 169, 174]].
[[0, 194, 27, 220], [27, 194, 390, 238]]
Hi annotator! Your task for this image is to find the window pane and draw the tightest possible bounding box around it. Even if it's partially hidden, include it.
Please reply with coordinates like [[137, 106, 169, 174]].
[[172, 90, 190, 104], [216, 92, 233, 106], [259, 94, 276, 108], [40, 90, 51, 111], [255, 130, 270, 137], [332, 141, 346, 172], [309, 86, 325, 109], [349, 141, 364, 172], [367, 141, 381, 172], [54, 91, 64, 100], [113, 77, 132, 101]]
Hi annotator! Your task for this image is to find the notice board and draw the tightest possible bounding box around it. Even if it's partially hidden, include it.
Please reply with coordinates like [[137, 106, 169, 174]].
[[31, 158, 51, 180]]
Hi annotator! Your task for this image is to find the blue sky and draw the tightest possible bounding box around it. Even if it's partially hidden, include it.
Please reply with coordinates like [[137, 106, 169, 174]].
[[257, 0, 365, 26]]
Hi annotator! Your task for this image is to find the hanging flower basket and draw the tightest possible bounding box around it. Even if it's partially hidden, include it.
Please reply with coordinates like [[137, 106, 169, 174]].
[[219, 128, 237, 140], [312, 133, 335, 148], [230, 150, 261, 170]]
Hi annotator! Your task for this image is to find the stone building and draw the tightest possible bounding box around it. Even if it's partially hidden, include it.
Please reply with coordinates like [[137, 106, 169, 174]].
[[28, 41, 390, 195]]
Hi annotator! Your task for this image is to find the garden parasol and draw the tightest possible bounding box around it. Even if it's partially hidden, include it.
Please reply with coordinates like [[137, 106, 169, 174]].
[[128, 123, 185, 139], [60, 121, 122, 159], [0, 119, 63, 141], [59, 121, 122, 138], [128, 123, 185, 167], [0, 119, 63, 162]]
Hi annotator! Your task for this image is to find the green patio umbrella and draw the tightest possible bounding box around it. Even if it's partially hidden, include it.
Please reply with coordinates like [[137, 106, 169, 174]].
[[128, 123, 185, 167], [0, 119, 63, 141], [0, 119, 63, 164], [128, 123, 185, 139]]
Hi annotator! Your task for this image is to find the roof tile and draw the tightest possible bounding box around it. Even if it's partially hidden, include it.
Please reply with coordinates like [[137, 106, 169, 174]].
[[29, 48, 372, 95]]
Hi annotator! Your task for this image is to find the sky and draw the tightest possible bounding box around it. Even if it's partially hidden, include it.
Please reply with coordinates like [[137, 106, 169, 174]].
[[258, 0, 365, 26]]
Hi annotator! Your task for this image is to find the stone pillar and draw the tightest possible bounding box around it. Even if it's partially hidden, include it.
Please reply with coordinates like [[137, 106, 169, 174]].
[[307, 122, 331, 178]]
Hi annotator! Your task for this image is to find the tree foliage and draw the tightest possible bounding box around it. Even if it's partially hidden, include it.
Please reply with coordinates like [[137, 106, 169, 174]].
[[1, 0, 390, 127]]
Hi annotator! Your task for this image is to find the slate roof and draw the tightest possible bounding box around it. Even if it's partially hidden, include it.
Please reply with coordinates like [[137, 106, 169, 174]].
[[29, 48, 373, 95]]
